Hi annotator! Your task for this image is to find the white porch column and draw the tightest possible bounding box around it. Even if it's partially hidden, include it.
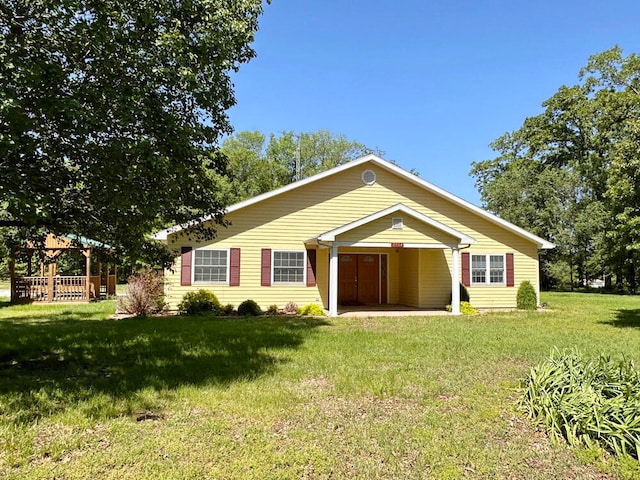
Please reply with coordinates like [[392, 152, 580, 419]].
[[451, 247, 461, 315], [329, 244, 339, 316]]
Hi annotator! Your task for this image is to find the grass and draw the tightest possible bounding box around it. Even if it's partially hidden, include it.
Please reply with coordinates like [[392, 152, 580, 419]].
[[0, 293, 639, 479]]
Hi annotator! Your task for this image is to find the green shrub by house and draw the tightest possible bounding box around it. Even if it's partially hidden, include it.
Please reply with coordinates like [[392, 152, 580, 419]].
[[519, 349, 640, 460], [222, 304, 235, 315], [460, 301, 478, 315], [446, 301, 478, 315], [298, 304, 326, 316], [178, 289, 221, 315], [517, 280, 537, 310], [238, 299, 262, 316]]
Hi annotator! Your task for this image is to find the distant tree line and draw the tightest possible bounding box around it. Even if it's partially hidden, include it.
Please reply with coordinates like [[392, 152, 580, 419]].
[[471, 47, 640, 292]]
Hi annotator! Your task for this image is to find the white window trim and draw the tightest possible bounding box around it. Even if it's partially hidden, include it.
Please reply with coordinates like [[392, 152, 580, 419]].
[[470, 253, 506, 286], [192, 248, 230, 285], [272, 250, 306, 285], [391, 217, 403, 230]]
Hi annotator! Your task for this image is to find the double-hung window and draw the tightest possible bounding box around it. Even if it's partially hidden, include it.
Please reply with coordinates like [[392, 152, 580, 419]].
[[471, 254, 505, 285], [273, 251, 305, 284], [194, 249, 228, 283]]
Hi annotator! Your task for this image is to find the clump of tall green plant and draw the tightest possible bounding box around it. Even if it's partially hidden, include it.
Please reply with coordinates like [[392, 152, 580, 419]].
[[297, 304, 326, 316], [237, 299, 262, 317], [516, 280, 537, 310], [178, 289, 221, 315], [445, 301, 478, 315], [519, 349, 640, 460]]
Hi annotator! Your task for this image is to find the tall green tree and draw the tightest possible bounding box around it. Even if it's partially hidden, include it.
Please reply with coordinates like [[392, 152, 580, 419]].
[[471, 47, 640, 290], [0, 0, 267, 263], [267, 130, 375, 182], [220, 130, 376, 203]]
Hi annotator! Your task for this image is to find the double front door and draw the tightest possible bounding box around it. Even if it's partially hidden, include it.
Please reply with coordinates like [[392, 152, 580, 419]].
[[338, 254, 384, 305]]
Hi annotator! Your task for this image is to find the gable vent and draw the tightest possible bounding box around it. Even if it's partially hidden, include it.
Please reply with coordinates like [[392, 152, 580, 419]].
[[361, 169, 376, 185], [392, 217, 403, 230]]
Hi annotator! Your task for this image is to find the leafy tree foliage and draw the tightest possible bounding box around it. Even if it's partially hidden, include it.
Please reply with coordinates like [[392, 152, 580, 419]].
[[220, 130, 378, 203], [471, 47, 640, 290], [0, 0, 266, 264]]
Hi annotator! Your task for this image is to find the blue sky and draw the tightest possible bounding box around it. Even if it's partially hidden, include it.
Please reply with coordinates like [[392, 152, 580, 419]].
[[227, 0, 640, 205]]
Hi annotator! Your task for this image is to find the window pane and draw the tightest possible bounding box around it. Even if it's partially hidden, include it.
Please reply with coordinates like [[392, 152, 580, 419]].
[[472, 268, 486, 284], [471, 255, 486, 269], [489, 255, 504, 284], [489, 255, 504, 268], [471, 255, 486, 284], [194, 250, 227, 282], [273, 251, 304, 283]]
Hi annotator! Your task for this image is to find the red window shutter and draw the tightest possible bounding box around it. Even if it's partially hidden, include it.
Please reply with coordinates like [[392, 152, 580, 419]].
[[506, 253, 515, 287], [461, 252, 470, 287], [229, 248, 240, 286], [306, 249, 317, 287], [180, 247, 192, 286], [261, 248, 271, 286]]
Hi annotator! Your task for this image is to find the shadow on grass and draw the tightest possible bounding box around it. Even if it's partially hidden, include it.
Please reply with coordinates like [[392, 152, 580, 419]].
[[0, 306, 329, 422], [600, 309, 640, 328]]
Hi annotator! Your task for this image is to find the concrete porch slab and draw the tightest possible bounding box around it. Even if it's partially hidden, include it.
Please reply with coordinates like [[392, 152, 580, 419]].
[[337, 304, 450, 317]]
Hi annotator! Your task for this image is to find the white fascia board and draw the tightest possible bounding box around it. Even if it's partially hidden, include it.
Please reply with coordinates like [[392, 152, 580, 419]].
[[225, 154, 380, 214], [318, 203, 476, 245], [372, 161, 556, 249], [153, 153, 554, 249], [152, 218, 213, 241], [153, 154, 383, 240]]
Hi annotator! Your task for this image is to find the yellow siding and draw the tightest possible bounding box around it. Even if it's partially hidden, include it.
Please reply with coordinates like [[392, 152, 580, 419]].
[[398, 249, 420, 307], [419, 250, 453, 308], [164, 161, 543, 309], [387, 249, 400, 304], [466, 244, 540, 307], [336, 214, 458, 244], [165, 247, 324, 310], [316, 248, 329, 308]]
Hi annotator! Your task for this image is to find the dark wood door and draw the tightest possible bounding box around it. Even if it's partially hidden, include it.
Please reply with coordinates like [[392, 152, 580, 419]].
[[338, 255, 357, 304], [357, 254, 379, 304], [338, 254, 380, 305]]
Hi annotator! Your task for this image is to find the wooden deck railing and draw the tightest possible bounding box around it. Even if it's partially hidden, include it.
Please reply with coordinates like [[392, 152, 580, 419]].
[[14, 276, 87, 302], [13, 276, 50, 301], [13, 275, 116, 302], [53, 276, 88, 301]]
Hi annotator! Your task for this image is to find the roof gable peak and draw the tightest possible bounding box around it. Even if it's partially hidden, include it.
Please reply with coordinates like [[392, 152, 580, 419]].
[[153, 155, 554, 249]]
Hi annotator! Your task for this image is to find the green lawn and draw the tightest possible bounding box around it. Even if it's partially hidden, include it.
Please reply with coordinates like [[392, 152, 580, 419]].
[[0, 293, 639, 479]]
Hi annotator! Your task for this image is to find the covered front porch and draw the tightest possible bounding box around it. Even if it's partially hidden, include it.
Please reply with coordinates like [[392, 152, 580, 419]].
[[312, 203, 476, 316]]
